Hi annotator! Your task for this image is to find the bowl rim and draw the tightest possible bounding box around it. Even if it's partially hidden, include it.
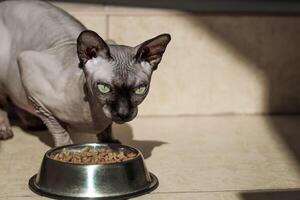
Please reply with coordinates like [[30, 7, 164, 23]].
[[45, 143, 142, 166], [29, 172, 159, 200]]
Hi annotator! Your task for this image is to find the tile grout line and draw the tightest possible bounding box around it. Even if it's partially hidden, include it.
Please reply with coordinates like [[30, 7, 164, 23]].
[[150, 187, 300, 195], [3, 188, 300, 198], [135, 113, 300, 118], [105, 14, 110, 39]]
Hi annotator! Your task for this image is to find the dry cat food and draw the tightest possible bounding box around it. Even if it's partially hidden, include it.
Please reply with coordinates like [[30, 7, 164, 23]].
[[49, 147, 137, 164]]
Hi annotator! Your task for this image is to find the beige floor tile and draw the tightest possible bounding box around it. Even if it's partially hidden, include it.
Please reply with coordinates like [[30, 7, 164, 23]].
[[142, 192, 241, 200], [114, 116, 300, 192], [5, 197, 46, 200], [0, 127, 48, 197], [1, 116, 300, 199], [0, 155, 11, 197], [0, 127, 50, 154], [145, 189, 300, 200]]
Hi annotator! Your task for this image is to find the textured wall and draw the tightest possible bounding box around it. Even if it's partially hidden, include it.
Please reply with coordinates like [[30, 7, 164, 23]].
[[52, 2, 300, 115]]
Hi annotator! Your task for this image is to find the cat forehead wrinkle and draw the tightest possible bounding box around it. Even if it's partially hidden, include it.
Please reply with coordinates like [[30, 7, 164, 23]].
[[109, 45, 136, 67], [112, 70, 149, 89], [109, 45, 135, 56], [111, 54, 136, 81]]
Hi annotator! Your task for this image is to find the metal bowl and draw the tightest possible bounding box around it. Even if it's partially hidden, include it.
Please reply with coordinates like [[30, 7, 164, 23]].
[[29, 143, 158, 200]]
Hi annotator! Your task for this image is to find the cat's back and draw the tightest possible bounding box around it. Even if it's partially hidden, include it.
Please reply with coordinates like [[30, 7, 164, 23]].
[[0, 0, 86, 110], [0, 0, 85, 53]]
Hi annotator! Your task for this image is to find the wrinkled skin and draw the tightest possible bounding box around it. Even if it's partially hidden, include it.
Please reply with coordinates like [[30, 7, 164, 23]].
[[0, 0, 170, 147]]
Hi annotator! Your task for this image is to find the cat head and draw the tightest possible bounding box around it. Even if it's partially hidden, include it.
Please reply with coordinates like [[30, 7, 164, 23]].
[[77, 30, 171, 123]]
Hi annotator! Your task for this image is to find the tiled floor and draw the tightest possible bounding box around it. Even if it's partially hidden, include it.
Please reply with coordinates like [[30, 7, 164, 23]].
[[1, 115, 300, 200]]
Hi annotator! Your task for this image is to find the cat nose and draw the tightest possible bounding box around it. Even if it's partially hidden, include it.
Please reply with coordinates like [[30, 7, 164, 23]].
[[117, 101, 130, 120], [117, 112, 130, 120], [117, 109, 130, 119]]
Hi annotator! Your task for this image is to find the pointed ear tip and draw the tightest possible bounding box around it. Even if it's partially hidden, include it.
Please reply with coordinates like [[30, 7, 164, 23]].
[[161, 33, 171, 41]]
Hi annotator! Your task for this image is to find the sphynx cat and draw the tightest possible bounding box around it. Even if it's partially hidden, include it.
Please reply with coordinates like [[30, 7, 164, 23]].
[[0, 0, 171, 146]]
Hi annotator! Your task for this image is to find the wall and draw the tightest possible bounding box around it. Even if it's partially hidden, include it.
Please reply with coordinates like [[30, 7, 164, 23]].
[[51, 2, 300, 116]]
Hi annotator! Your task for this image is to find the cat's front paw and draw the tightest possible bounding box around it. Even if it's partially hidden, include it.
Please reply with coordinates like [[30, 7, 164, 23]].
[[0, 123, 13, 140]]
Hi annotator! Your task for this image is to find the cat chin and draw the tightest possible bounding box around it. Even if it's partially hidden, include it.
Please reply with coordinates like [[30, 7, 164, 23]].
[[112, 116, 135, 124], [112, 112, 138, 124], [113, 119, 128, 124]]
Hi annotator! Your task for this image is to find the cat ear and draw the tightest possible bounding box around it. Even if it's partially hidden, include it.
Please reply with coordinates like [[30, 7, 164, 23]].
[[135, 34, 171, 70], [77, 30, 110, 68]]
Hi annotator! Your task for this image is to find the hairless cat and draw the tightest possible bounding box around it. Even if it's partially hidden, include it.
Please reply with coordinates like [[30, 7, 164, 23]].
[[0, 0, 170, 146]]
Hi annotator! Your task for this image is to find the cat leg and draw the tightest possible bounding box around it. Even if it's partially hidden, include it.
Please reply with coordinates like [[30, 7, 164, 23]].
[[41, 114, 73, 147], [0, 109, 13, 140], [97, 124, 121, 144], [29, 97, 73, 147]]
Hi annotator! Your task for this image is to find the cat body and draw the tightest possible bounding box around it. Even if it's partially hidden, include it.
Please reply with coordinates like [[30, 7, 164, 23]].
[[0, 0, 170, 146]]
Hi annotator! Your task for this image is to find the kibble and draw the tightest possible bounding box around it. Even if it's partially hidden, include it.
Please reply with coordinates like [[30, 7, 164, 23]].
[[50, 147, 137, 164]]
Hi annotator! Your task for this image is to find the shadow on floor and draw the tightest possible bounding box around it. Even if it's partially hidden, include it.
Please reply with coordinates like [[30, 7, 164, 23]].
[[112, 123, 167, 159], [26, 130, 54, 147], [240, 189, 300, 200], [22, 123, 166, 159], [239, 117, 300, 200]]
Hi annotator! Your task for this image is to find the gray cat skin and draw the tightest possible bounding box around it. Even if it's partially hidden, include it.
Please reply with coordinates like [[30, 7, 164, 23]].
[[0, 0, 171, 146]]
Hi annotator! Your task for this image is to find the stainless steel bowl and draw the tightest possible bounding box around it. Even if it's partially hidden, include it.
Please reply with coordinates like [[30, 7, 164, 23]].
[[29, 143, 158, 199]]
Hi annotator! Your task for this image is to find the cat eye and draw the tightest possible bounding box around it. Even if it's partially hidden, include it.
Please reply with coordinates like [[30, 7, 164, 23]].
[[133, 85, 147, 95], [97, 83, 111, 94]]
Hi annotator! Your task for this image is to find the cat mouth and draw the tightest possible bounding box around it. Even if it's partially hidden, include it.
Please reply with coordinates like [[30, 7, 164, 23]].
[[113, 118, 132, 124], [112, 109, 138, 124], [112, 113, 135, 124], [102, 108, 133, 123], [103, 106, 138, 123]]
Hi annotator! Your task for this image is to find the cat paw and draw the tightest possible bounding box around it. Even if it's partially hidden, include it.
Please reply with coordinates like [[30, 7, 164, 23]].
[[0, 123, 13, 140]]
